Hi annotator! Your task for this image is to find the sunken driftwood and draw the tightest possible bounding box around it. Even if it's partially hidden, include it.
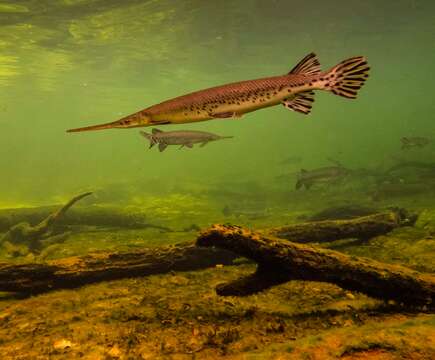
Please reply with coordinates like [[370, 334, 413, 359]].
[[386, 161, 435, 174], [0, 243, 237, 294], [0, 192, 93, 256], [0, 203, 166, 232], [270, 210, 416, 243], [196, 224, 435, 308]]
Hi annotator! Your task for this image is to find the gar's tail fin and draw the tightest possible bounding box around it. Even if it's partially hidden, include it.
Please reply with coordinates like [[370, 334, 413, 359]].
[[323, 56, 370, 99]]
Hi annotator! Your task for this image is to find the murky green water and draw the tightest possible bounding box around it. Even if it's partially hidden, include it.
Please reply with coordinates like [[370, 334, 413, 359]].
[[1, 2, 435, 359], [1, 0, 433, 208]]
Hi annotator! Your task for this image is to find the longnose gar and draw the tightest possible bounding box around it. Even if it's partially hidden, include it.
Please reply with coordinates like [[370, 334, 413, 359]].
[[67, 53, 370, 133], [400, 136, 431, 150], [296, 166, 351, 190], [139, 128, 233, 152]]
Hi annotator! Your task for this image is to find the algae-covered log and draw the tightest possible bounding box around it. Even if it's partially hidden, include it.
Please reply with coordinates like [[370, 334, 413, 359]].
[[0, 204, 154, 232], [0, 243, 237, 294], [0, 192, 176, 257], [0, 193, 93, 256], [197, 224, 435, 308], [270, 210, 416, 243]]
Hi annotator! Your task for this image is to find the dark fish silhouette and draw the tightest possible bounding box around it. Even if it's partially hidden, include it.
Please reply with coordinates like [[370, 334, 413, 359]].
[[296, 166, 350, 190], [401, 137, 431, 150]]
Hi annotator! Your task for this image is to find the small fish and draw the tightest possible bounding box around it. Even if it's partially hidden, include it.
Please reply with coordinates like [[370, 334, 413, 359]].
[[67, 53, 370, 133], [295, 166, 350, 190], [401, 137, 431, 150], [139, 128, 233, 152], [387, 160, 435, 173]]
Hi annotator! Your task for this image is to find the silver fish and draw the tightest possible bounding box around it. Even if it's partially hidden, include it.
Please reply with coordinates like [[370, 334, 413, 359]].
[[296, 166, 350, 190], [139, 128, 233, 152], [401, 137, 431, 150]]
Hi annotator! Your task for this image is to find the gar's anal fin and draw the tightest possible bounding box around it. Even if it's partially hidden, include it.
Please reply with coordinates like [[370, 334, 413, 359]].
[[282, 91, 315, 114], [158, 143, 168, 152]]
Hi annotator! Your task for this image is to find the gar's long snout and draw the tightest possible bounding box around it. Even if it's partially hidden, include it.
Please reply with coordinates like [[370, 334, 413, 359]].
[[66, 120, 124, 133], [67, 112, 150, 133]]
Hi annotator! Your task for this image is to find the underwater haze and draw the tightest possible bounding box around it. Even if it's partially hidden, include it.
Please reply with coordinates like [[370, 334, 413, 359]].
[[1, 1, 435, 359]]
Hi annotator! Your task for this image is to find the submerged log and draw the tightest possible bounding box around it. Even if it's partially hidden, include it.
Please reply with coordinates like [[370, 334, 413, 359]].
[[270, 210, 416, 243], [0, 243, 237, 294], [0, 193, 93, 256], [0, 203, 169, 232], [0, 210, 425, 298], [386, 161, 435, 174], [304, 204, 380, 221], [197, 224, 435, 308]]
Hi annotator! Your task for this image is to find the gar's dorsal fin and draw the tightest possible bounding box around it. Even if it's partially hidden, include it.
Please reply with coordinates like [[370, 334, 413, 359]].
[[152, 128, 163, 134], [289, 53, 321, 76]]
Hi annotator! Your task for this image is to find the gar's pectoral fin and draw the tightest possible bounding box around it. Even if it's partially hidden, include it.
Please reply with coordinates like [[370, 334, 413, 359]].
[[304, 181, 314, 190], [159, 143, 168, 152]]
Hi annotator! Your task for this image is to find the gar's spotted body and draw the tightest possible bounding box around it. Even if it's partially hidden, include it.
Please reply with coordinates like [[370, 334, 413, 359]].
[[296, 166, 351, 190], [67, 53, 370, 133]]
